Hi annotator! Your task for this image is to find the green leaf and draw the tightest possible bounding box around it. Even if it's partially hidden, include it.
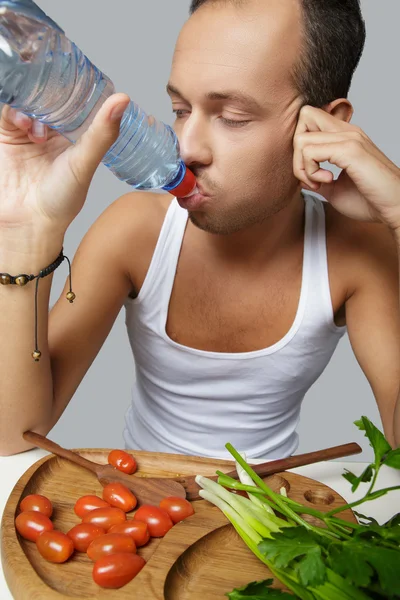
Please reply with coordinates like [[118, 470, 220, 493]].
[[354, 416, 392, 464], [353, 511, 379, 526], [295, 549, 326, 587], [383, 448, 400, 469], [342, 470, 359, 487], [342, 465, 373, 492], [226, 579, 296, 599], [258, 529, 326, 587], [328, 540, 400, 595], [328, 544, 373, 587], [354, 512, 400, 543], [383, 512, 400, 529]]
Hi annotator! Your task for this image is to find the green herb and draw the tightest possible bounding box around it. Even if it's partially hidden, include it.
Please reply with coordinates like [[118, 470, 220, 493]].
[[258, 529, 326, 587], [196, 416, 400, 599], [226, 578, 297, 599]]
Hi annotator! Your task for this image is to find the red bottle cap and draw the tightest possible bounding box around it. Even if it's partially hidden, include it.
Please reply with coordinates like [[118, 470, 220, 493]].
[[169, 167, 197, 198]]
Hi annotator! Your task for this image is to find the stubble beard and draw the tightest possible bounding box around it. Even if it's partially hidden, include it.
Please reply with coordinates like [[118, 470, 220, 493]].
[[188, 194, 292, 236]]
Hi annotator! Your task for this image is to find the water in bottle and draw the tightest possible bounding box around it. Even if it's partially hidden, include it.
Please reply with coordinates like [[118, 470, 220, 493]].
[[0, 0, 197, 197]]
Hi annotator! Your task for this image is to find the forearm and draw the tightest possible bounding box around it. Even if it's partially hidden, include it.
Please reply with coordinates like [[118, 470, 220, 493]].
[[0, 240, 62, 455], [394, 397, 400, 447], [394, 229, 400, 447]]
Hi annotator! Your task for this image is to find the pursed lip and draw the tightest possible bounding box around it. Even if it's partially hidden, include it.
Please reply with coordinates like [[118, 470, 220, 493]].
[[193, 182, 210, 197], [176, 190, 210, 211]]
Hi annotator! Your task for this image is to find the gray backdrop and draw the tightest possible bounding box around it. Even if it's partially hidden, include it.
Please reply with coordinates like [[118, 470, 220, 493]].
[[28, 0, 399, 461]]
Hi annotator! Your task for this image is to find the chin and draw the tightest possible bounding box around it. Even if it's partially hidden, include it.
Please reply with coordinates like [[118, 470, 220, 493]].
[[188, 211, 246, 236]]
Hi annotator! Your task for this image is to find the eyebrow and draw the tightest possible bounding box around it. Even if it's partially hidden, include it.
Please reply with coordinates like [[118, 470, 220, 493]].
[[166, 83, 264, 113]]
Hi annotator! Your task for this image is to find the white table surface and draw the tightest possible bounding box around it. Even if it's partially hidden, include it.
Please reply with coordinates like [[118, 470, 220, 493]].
[[1, 450, 400, 599]]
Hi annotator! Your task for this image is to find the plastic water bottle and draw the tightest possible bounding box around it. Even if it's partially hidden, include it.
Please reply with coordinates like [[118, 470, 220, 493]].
[[0, 0, 197, 197]]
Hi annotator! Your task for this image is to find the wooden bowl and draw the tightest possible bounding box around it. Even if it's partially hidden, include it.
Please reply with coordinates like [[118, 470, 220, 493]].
[[1, 449, 356, 599]]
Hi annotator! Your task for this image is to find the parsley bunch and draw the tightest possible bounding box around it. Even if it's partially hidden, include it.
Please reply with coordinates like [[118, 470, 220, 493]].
[[196, 416, 400, 599]]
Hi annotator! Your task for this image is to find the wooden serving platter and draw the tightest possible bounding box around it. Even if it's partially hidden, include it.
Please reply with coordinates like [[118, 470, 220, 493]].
[[1, 449, 356, 599]]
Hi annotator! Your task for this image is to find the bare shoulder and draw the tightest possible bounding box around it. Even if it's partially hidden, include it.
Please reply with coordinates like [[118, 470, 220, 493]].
[[96, 190, 172, 248], [81, 191, 173, 292], [325, 201, 398, 296]]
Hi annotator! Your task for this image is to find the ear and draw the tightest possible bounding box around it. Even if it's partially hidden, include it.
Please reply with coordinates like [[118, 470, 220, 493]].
[[322, 98, 354, 123]]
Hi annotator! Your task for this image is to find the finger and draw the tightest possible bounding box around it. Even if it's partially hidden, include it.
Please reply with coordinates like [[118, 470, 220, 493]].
[[29, 119, 48, 142], [295, 105, 353, 137], [68, 92, 131, 184], [297, 140, 376, 191], [0, 105, 31, 131], [293, 131, 358, 188], [1, 105, 51, 143], [296, 143, 341, 189], [13, 110, 32, 131]]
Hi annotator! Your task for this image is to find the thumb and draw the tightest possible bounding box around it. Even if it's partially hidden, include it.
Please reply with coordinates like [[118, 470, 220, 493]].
[[68, 92, 131, 183]]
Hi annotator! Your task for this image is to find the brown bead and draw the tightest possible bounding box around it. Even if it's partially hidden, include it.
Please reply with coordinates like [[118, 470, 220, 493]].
[[0, 274, 11, 285], [15, 275, 28, 286], [32, 351, 42, 361], [66, 291, 76, 303]]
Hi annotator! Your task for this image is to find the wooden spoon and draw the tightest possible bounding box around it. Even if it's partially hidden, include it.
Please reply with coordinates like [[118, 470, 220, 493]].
[[182, 441, 362, 500], [23, 431, 186, 505], [23, 431, 362, 503]]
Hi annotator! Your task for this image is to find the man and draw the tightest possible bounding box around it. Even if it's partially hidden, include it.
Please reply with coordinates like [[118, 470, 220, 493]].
[[0, 0, 399, 457]]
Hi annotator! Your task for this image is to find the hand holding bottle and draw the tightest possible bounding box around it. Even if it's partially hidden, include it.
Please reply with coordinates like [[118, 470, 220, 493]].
[[0, 93, 130, 244]]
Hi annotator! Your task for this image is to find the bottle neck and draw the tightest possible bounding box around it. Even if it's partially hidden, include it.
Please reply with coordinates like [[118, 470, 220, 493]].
[[163, 160, 197, 197]]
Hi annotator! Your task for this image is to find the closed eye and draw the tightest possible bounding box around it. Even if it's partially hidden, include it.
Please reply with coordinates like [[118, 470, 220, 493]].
[[173, 109, 190, 119], [173, 110, 251, 128], [220, 117, 251, 128]]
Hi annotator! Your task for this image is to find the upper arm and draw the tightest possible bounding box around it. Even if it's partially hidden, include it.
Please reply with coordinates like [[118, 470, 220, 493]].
[[47, 193, 142, 427], [344, 223, 400, 446]]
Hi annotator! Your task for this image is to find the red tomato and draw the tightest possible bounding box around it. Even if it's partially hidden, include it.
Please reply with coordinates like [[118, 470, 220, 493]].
[[67, 523, 106, 552], [109, 520, 150, 547], [15, 511, 54, 542], [134, 505, 173, 537], [36, 530, 74, 563], [108, 450, 137, 475], [102, 483, 137, 513], [74, 495, 110, 518], [87, 533, 136, 561], [159, 496, 195, 524], [82, 507, 126, 531], [19, 494, 53, 518], [93, 553, 146, 589]]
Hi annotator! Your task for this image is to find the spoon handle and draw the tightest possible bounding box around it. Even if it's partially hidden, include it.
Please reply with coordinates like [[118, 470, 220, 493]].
[[23, 430, 100, 474], [224, 442, 362, 480]]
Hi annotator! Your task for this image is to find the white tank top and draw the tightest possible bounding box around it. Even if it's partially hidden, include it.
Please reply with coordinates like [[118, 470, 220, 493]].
[[123, 193, 346, 459]]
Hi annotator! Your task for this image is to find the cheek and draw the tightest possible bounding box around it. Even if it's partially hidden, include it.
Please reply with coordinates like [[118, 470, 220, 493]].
[[217, 128, 295, 189]]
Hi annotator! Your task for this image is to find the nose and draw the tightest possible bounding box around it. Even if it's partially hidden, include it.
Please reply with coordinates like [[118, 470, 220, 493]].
[[177, 112, 212, 168]]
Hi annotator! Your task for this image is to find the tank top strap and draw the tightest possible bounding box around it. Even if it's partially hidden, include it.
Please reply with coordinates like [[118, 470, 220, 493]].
[[133, 199, 188, 306], [303, 194, 346, 333]]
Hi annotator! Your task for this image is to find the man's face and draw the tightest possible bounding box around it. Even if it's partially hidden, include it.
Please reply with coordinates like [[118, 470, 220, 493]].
[[168, 0, 304, 235]]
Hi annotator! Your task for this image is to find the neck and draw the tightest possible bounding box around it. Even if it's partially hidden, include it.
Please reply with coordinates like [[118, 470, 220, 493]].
[[196, 188, 306, 268]]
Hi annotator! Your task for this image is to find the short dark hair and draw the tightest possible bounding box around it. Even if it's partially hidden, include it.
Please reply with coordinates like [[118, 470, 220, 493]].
[[189, 0, 366, 107]]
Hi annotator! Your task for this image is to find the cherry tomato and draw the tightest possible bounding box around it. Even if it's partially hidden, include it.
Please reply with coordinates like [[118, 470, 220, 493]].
[[159, 496, 195, 524], [134, 505, 173, 537], [74, 495, 110, 518], [82, 507, 126, 531], [15, 510, 54, 542], [102, 483, 137, 513], [87, 533, 136, 561], [67, 523, 106, 552], [108, 450, 137, 475], [93, 553, 146, 589], [36, 530, 74, 563], [19, 494, 53, 518], [109, 520, 150, 547]]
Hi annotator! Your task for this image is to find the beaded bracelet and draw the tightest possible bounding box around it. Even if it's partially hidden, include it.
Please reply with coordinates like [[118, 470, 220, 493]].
[[0, 249, 75, 361]]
